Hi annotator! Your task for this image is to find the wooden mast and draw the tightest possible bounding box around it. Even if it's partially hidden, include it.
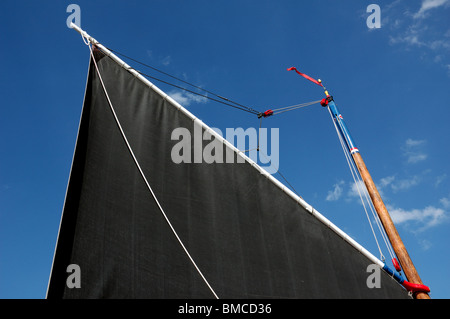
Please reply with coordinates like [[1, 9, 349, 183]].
[[321, 85, 430, 299], [351, 152, 429, 299]]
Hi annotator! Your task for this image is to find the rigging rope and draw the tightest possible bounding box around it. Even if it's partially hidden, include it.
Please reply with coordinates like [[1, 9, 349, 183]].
[[327, 106, 396, 262], [103, 46, 261, 115], [88, 43, 220, 299], [258, 150, 303, 199], [100, 47, 323, 119], [285, 64, 400, 265], [328, 108, 383, 259], [271, 100, 321, 115], [135, 69, 260, 115]]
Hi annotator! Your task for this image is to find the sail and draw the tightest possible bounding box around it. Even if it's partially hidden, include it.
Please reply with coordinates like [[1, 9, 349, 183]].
[[46, 47, 410, 299]]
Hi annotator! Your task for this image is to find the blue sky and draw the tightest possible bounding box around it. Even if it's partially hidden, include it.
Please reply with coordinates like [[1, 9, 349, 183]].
[[1, 0, 449, 299]]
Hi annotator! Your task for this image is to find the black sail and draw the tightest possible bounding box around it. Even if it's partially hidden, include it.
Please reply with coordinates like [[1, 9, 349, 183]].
[[47, 49, 409, 299]]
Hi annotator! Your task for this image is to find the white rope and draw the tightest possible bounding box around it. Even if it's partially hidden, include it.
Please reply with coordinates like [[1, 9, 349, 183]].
[[88, 44, 219, 299], [356, 171, 396, 261], [334, 117, 396, 261], [327, 107, 385, 260], [271, 100, 321, 115], [272, 100, 321, 112], [330, 108, 397, 262], [80, 32, 90, 46]]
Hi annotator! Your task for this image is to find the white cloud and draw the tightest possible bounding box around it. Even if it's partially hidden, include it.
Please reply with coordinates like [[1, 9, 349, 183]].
[[161, 55, 171, 66], [380, 175, 396, 188], [326, 181, 345, 201], [389, 30, 425, 47], [389, 205, 448, 232], [414, 0, 450, 19], [326, 180, 372, 203], [327, 179, 383, 203], [392, 176, 421, 192], [429, 40, 450, 50], [405, 138, 426, 147], [385, 0, 404, 11], [168, 90, 208, 107], [380, 175, 421, 192], [408, 153, 428, 164], [418, 239, 433, 250], [389, 24, 450, 51], [435, 173, 447, 187], [386, 195, 450, 233], [377, 174, 423, 193], [324, 178, 450, 233], [347, 180, 367, 199], [440, 196, 450, 208], [384, 1, 450, 76], [402, 138, 428, 164]]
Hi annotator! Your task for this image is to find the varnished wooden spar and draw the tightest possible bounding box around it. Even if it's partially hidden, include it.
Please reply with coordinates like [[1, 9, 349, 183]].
[[351, 152, 429, 299], [322, 87, 430, 299]]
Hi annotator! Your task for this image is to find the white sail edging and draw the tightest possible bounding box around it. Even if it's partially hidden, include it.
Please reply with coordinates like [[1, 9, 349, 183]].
[[70, 23, 385, 271]]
